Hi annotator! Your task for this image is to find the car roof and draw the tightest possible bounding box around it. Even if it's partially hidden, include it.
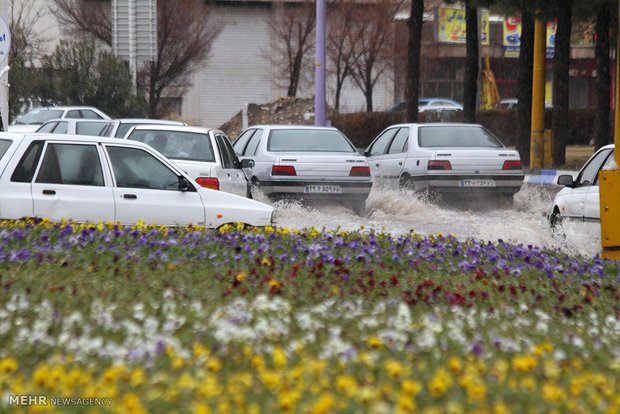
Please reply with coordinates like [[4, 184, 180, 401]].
[[32, 106, 104, 111], [41, 118, 110, 124], [248, 125, 340, 131], [129, 124, 220, 134], [384, 122, 484, 128], [113, 118, 186, 124], [1, 131, 159, 147]]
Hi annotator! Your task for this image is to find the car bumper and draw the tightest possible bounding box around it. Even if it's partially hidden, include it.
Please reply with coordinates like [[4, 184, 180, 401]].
[[258, 179, 373, 199], [413, 174, 524, 194]]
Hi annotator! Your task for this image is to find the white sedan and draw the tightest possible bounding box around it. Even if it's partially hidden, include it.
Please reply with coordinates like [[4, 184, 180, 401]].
[[365, 123, 524, 198], [550, 144, 614, 229], [0, 132, 275, 227], [233, 125, 373, 216]]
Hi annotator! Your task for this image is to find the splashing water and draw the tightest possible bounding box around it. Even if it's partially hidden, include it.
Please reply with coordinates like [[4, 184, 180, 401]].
[[259, 184, 601, 258]]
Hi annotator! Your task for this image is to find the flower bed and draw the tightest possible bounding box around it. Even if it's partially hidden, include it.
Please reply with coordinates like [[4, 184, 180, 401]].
[[0, 219, 619, 413]]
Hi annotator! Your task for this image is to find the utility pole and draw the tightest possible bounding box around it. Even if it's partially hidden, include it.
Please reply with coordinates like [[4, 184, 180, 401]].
[[0, 0, 9, 130], [314, 0, 326, 126], [529, 12, 546, 170], [599, 0, 620, 260]]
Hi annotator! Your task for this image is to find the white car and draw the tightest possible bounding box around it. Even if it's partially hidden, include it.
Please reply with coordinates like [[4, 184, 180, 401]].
[[36, 119, 112, 136], [0, 132, 275, 227], [124, 125, 250, 197], [365, 123, 524, 198], [9, 106, 111, 133], [232, 125, 373, 216], [100, 119, 187, 138], [549, 144, 614, 229]]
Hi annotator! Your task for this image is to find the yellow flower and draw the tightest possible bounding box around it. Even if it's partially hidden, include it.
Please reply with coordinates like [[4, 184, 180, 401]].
[[401, 379, 422, 396], [367, 335, 383, 349], [205, 357, 222, 372], [0, 356, 18, 375], [448, 357, 462, 374], [273, 345, 287, 369], [512, 354, 537, 373], [397, 395, 416, 412], [335, 375, 356, 395], [542, 382, 565, 403], [122, 393, 148, 414], [429, 369, 452, 397], [385, 359, 403, 379], [234, 271, 247, 283], [520, 376, 537, 392], [310, 393, 335, 414]]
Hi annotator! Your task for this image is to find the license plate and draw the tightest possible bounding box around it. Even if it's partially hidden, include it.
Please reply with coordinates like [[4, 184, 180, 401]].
[[460, 179, 495, 187], [304, 185, 342, 193]]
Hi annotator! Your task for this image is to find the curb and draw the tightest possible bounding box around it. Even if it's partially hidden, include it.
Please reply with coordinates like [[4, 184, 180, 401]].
[[524, 169, 577, 186]]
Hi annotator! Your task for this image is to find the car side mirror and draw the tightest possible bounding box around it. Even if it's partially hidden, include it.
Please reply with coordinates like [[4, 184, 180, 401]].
[[240, 159, 255, 169], [556, 174, 574, 187], [178, 176, 191, 191]]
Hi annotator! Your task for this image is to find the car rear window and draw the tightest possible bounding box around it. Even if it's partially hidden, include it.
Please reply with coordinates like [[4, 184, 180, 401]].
[[0, 139, 12, 159], [418, 126, 503, 148], [15, 109, 64, 125], [127, 130, 216, 162], [267, 129, 357, 152]]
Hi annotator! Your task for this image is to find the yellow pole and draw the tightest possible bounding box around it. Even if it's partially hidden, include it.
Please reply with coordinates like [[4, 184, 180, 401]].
[[599, 0, 620, 260], [530, 13, 546, 170]]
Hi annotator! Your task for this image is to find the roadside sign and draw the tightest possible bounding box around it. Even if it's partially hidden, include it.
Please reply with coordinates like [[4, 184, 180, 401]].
[[0, 15, 11, 65]]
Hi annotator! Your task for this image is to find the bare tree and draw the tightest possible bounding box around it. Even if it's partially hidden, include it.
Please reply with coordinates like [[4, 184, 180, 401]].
[[8, 0, 49, 122], [349, 0, 401, 112], [49, 0, 222, 118], [266, 1, 316, 98], [326, 0, 362, 111]]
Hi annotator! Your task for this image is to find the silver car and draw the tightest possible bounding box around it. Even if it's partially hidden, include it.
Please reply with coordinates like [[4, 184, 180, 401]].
[[36, 118, 112, 136], [125, 125, 250, 197], [365, 123, 524, 198], [549, 144, 614, 229], [9, 106, 111, 133], [232, 125, 373, 216], [100, 118, 187, 138]]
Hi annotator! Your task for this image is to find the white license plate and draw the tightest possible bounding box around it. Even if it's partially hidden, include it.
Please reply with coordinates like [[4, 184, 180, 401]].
[[460, 179, 495, 187], [304, 185, 342, 193]]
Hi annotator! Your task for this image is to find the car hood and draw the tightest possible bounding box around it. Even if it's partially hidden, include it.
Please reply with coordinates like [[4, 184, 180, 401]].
[[198, 187, 274, 228], [7, 124, 41, 133]]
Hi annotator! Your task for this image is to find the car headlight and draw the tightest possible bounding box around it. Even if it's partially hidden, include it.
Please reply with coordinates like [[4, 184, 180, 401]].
[[270, 209, 279, 226]]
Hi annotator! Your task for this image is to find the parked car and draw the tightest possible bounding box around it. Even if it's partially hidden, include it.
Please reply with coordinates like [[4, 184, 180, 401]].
[[365, 123, 524, 198], [100, 118, 187, 138], [0, 132, 275, 227], [8, 106, 111, 133], [498, 99, 552, 110], [549, 144, 614, 229], [387, 98, 463, 113], [232, 125, 373, 216], [36, 119, 112, 136], [124, 125, 250, 198]]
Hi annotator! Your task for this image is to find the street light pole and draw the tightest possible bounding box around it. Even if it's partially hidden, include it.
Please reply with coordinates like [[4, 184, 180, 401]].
[[315, 0, 326, 126], [0, 0, 9, 130]]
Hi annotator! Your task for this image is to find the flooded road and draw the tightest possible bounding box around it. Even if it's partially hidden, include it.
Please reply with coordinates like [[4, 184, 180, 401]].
[[261, 184, 602, 259]]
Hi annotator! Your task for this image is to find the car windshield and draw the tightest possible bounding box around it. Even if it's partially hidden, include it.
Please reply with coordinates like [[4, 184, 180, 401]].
[[0, 139, 12, 159], [267, 129, 357, 152], [127, 130, 216, 162], [418, 126, 503, 148], [14, 109, 64, 125], [116, 123, 141, 138]]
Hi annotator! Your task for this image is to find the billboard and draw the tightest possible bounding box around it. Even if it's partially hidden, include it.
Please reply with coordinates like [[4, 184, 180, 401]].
[[503, 15, 557, 58], [438, 8, 489, 46]]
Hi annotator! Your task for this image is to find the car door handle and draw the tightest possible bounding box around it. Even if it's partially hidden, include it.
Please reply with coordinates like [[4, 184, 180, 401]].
[[42, 189, 56, 195], [375, 163, 380, 167], [398, 162, 402, 166], [123, 194, 137, 199]]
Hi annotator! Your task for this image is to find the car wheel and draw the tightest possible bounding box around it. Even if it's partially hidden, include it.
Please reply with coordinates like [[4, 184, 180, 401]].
[[399, 174, 414, 190], [349, 199, 366, 217], [549, 208, 564, 232]]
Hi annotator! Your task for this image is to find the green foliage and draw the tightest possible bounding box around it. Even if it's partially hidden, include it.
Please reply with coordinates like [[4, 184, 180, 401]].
[[38, 38, 148, 118]]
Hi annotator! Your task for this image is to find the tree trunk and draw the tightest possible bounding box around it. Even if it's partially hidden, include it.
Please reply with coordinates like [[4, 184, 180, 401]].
[[551, 1, 572, 167], [463, 3, 478, 123], [595, 5, 611, 150], [405, 0, 423, 122], [516, 11, 534, 166]]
